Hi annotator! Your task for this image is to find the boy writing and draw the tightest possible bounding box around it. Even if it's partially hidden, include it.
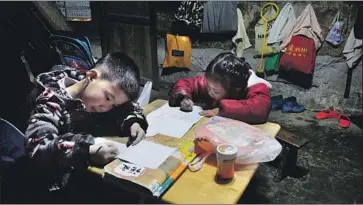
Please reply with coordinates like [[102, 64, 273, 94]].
[[25, 52, 148, 192]]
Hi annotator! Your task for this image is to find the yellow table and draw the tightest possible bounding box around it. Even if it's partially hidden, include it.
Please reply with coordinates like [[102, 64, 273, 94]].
[[88, 99, 281, 204]]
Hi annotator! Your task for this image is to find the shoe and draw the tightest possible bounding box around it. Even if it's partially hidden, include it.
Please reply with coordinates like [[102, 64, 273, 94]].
[[282, 96, 305, 113], [271, 95, 284, 111], [315, 110, 340, 120], [338, 114, 351, 128]]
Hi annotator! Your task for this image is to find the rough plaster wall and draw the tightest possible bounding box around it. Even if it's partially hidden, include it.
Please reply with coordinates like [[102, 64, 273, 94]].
[[156, 1, 357, 56], [155, 1, 362, 115], [157, 39, 362, 115]]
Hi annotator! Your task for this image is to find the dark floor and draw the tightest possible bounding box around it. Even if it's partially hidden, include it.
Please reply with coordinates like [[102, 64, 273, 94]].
[[239, 110, 363, 204]]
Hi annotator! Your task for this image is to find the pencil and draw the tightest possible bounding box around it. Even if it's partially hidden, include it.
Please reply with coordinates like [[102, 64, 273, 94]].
[[154, 153, 196, 197]]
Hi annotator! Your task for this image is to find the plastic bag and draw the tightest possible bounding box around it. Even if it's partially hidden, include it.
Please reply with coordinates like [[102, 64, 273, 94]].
[[194, 116, 282, 165], [325, 11, 344, 46], [162, 34, 192, 69]]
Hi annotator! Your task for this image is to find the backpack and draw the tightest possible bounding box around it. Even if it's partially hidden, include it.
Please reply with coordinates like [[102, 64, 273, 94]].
[[278, 35, 317, 88], [48, 30, 96, 71], [19, 31, 96, 131]]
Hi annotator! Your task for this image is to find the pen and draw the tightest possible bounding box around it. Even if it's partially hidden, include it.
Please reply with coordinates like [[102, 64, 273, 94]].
[[126, 136, 135, 147], [154, 153, 196, 197]]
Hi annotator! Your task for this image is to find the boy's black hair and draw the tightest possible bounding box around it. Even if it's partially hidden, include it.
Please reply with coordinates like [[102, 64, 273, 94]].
[[94, 52, 141, 102], [205, 52, 251, 92]]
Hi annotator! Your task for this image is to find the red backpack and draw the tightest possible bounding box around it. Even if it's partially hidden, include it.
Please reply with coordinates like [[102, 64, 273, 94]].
[[278, 35, 316, 88]]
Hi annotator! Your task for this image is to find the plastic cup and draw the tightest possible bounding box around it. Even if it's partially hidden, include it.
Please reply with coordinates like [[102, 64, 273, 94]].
[[216, 144, 238, 180]]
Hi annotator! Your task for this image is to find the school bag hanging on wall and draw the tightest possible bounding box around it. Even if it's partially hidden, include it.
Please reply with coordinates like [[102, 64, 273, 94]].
[[278, 35, 317, 88], [48, 30, 96, 72], [278, 4, 322, 88], [325, 11, 344, 46], [162, 33, 192, 73]]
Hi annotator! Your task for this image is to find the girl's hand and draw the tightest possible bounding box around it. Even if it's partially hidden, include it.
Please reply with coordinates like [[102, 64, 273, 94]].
[[180, 98, 194, 111]]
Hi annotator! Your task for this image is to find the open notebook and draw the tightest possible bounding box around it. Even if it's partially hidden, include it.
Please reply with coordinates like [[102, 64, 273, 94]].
[[95, 138, 176, 169], [99, 136, 196, 197], [146, 104, 203, 138]]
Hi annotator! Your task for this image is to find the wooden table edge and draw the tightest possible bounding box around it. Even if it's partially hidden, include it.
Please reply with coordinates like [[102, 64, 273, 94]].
[[88, 99, 281, 204]]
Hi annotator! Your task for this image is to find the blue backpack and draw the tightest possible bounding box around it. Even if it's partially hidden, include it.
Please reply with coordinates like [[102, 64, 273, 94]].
[[18, 31, 96, 133], [48, 30, 96, 71]]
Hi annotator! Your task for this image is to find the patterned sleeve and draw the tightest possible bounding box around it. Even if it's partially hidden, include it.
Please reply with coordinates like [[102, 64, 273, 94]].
[[25, 94, 94, 190], [119, 102, 149, 135]]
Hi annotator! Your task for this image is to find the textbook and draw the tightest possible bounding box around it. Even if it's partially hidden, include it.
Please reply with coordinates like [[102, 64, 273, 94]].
[[102, 135, 196, 197]]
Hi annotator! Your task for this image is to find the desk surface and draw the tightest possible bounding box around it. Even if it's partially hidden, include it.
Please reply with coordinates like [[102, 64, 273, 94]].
[[88, 99, 281, 204]]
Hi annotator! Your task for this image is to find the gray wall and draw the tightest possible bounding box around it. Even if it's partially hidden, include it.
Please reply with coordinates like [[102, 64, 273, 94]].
[[155, 1, 362, 116]]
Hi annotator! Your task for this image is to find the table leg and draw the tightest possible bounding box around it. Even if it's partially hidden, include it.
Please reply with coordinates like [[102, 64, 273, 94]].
[[274, 144, 298, 182]]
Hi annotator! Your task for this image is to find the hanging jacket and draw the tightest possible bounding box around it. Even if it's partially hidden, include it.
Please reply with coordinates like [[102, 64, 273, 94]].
[[232, 8, 252, 57], [343, 27, 363, 69], [254, 5, 278, 54], [201, 1, 238, 33], [354, 4, 363, 39], [174, 1, 204, 32], [267, 3, 296, 45], [280, 4, 323, 52]]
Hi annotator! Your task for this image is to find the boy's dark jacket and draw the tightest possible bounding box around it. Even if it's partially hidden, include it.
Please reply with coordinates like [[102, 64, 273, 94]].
[[25, 66, 148, 191]]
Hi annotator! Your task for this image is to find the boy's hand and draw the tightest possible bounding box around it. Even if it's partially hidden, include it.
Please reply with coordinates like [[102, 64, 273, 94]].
[[199, 108, 219, 117], [127, 123, 145, 147], [89, 142, 119, 166], [180, 98, 194, 111]]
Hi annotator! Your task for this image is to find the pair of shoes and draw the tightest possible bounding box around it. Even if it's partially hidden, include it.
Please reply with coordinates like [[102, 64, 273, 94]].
[[281, 97, 305, 113], [271, 95, 284, 111], [315, 110, 351, 128], [270, 95, 305, 113]]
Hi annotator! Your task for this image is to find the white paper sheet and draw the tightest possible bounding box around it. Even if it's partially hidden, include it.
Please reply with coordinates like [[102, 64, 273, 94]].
[[146, 104, 203, 138], [95, 138, 176, 169]]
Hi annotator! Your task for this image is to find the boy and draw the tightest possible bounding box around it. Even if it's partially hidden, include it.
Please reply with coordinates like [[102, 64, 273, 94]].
[[169, 52, 272, 124], [25, 52, 148, 193]]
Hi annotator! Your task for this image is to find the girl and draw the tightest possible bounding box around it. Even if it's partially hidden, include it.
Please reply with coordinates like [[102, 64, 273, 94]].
[[169, 52, 272, 124]]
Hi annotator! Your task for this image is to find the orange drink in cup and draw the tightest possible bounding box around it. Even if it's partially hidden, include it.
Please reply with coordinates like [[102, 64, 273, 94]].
[[216, 144, 238, 180]]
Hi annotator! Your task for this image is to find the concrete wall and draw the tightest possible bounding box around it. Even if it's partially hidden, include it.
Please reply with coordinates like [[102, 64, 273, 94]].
[[155, 1, 362, 115]]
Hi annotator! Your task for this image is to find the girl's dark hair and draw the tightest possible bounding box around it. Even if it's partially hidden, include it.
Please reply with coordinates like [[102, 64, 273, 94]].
[[205, 52, 251, 91]]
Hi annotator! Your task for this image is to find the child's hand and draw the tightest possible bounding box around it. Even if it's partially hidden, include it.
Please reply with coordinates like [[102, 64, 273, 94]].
[[180, 98, 194, 111], [89, 142, 119, 166], [127, 123, 146, 147], [199, 108, 219, 117]]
